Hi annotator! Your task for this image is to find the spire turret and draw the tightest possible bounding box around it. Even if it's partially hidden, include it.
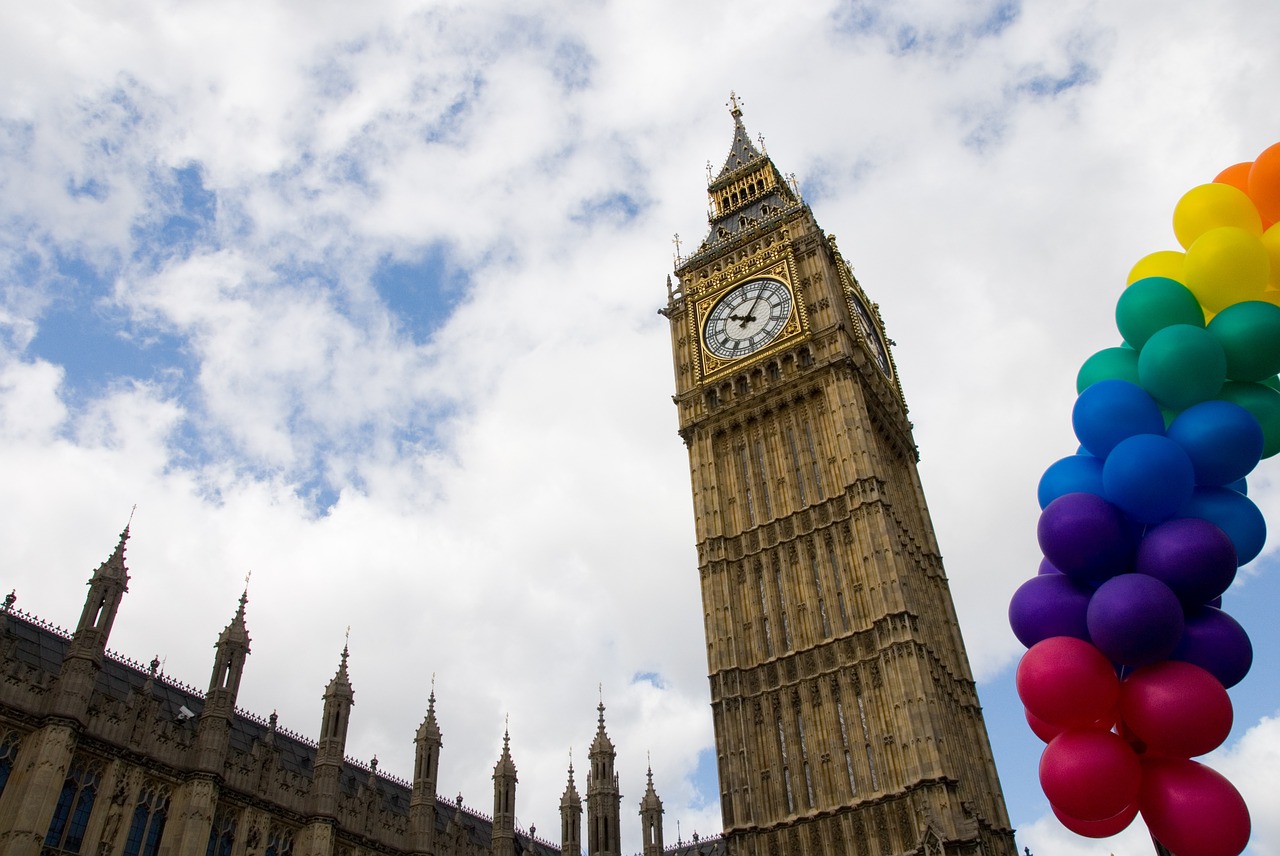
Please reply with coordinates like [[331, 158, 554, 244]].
[[561, 752, 583, 856], [411, 685, 443, 856], [681, 94, 801, 268], [70, 526, 131, 658], [586, 699, 621, 856], [639, 763, 664, 856], [491, 724, 517, 856]]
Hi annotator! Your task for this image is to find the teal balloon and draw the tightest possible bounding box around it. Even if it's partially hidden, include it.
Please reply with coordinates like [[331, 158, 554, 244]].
[[1219, 380, 1280, 458], [1116, 277, 1205, 350], [1207, 301, 1280, 381], [1077, 347, 1140, 393], [1138, 324, 1227, 410]]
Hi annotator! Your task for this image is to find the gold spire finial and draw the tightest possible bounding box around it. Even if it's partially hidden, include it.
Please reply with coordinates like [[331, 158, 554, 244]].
[[728, 90, 743, 117], [672, 232, 682, 263]]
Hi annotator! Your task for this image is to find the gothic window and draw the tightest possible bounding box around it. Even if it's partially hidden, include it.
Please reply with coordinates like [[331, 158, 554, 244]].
[[808, 545, 831, 638], [834, 697, 856, 795], [706, 388, 719, 409], [43, 758, 102, 855], [265, 826, 294, 856], [755, 564, 773, 658], [122, 784, 169, 856], [775, 713, 794, 815], [785, 425, 807, 507], [772, 558, 793, 652], [767, 361, 781, 381], [0, 731, 19, 798], [795, 717, 815, 809], [824, 537, 851, 632], [205, 807, 237, 856], [753, 439, 772, 521], [802, 416, 825, 498], [738, 445, 756, 527]]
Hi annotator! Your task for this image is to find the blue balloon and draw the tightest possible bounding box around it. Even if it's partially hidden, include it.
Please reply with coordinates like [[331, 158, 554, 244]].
[[1072, 380, 1165, 458], [1167, 400, 1264, 485], [1038, 454, 1105, 509], [1102, 434, 1195, 524], [1180, 486, 1267, 566]]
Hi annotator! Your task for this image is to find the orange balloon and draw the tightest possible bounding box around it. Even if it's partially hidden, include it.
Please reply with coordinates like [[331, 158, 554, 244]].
[[1215, 162, 1252, 193], [1248, 142, 1280, 222]]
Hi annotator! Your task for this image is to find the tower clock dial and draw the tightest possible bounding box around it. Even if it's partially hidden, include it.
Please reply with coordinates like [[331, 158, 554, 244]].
[[703, 277, 793, 359], [851, 293, 892, 376]]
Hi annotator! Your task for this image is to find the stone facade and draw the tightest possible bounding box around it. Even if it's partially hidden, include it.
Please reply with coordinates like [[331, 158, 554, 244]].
[[660, 102, 1017, 856], [0, 532, 704, 856]]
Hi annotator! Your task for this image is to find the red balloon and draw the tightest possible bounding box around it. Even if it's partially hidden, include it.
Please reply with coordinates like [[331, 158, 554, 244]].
[[1052, 801, 1138, 838], [1017, 637, 1120, 729], [1121, 661, 1233, 757], [1026, 706, 1117, 744], [1140, 758, 1250, 856], [1040, 730, 1142, 822]]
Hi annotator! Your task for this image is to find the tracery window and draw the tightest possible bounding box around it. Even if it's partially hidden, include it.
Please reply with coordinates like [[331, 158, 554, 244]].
[[123, 784, 169, 856], [42, 758, 102, 855], [265, 826, 294, 856], [0, 731, 19, 797], [205, 807, 237, 856]]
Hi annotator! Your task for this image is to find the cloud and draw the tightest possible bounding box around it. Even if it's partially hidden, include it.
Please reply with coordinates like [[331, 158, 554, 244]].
[[2, 1, 1280, 854]]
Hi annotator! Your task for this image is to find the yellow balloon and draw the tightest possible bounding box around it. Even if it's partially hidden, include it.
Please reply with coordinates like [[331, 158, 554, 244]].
[[1183, 226, 1270, 312], [1172, 183, 1263, 249], [1263, 222, 1280, 288], [1127, 250, 1185, 285]]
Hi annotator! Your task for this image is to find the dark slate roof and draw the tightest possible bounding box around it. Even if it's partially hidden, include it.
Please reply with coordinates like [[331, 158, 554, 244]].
[[714, 112, 765, 181], [666, 834, 728, 856]]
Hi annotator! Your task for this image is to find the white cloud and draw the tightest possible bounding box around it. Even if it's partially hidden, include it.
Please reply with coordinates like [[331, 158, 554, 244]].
[[2, 1, 1280, 853]]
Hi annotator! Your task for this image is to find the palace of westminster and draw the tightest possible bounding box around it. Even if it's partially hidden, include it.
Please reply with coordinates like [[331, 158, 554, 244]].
[[0, 104, 1017, 856]]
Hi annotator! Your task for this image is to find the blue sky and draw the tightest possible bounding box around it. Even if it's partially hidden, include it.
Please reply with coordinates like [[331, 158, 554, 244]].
[[1, 1, 1279, 854]]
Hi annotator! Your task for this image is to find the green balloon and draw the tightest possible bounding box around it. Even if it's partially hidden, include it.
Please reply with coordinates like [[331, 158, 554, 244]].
[[1207, 301, 1280, 382], [1138, 324, 1227, 410], [1077, 346, 1140, 392], [1220, 380, 1280, 458], [1116, 277, 1205, 350]]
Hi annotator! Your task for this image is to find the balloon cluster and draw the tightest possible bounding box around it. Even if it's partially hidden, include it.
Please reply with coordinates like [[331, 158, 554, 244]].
[[1008, 143, 1280, 856]]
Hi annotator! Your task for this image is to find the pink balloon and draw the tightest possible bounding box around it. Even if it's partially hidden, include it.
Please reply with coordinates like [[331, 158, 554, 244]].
[[1017, 637, 1120, 729], [1041, 730, 1142, 822], [1052, 801, 1139, 838], [1121, 661, 1233, 758], [1140, 758, 1251, 856]]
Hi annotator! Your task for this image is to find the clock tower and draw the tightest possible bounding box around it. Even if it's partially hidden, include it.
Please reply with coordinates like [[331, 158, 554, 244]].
[[662, 99, 1016, 856]]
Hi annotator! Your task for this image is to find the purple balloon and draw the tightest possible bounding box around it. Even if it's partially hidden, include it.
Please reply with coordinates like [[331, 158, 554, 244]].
[[1087, 574, 1185, 667], [1167, 400, 1264, 485], [1172, 607, 1253, 688], [1135, 518, 1237, 606], [1102, 433, 1196, 524], [1038, 454, 1105, 509], [1038, 492, 1136, 582], [1072, 379, 1166, 458], [1008, 574, 1092, 648], [1038, 558, 1063, 575]]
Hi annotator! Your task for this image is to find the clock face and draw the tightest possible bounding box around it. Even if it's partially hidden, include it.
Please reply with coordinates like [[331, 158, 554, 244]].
[[703, 278, 793, 360], [851, 294, 891, 376]]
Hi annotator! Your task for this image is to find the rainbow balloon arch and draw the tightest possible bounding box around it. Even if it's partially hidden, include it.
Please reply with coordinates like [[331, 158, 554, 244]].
[[1009, 143, 1280, 856]]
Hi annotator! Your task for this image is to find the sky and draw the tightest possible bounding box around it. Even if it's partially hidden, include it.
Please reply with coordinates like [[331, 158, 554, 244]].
[[2, 0, 1279, 853]]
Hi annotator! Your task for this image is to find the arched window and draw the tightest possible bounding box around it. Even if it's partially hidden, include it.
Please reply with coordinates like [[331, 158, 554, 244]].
[[265, 826, 294, 856], [204, 807, 237, 856], [123, 784, 170, 856], [43, 758, 102, 854], [0, 731, 20, 798]]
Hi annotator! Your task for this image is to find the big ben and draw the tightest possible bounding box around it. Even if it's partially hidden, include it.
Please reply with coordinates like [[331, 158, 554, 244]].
[[662, 98, 1017, 856]]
